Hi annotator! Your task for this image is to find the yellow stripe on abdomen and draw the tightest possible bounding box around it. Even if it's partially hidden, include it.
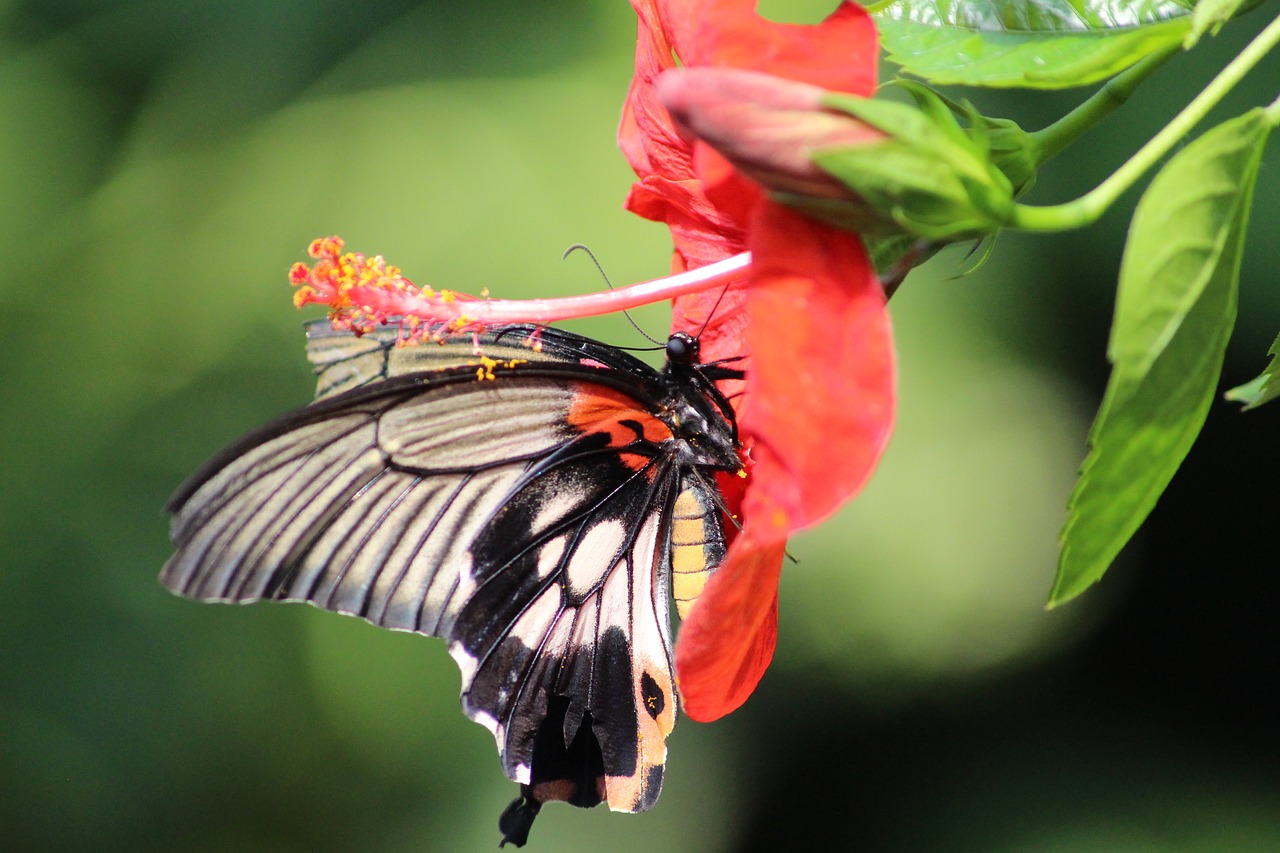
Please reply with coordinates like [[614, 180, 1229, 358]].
[[670, 483, 726, 619]]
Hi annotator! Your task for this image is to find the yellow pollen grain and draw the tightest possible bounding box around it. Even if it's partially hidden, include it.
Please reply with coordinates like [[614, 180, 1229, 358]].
[[474, 355, 502, 381]]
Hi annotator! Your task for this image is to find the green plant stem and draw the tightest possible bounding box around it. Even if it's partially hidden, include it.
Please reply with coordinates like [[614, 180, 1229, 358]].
[[1030, 44, 1180, 165], [1011, 9, 1280, 232]]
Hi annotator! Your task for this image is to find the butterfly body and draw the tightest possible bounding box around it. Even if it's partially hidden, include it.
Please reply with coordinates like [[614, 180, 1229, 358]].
[[161, 322, 742, 844]]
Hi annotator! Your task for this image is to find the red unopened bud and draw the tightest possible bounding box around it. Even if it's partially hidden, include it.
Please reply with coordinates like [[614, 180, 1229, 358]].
[[655, 67, 885, 201]]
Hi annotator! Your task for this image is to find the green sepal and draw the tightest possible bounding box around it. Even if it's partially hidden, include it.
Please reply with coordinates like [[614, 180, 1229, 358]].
[[811, 89, 1016, 241], [895, 80, 1039, 196]]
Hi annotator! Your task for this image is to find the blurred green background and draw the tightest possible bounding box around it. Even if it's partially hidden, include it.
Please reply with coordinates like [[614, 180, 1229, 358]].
[[4, 1, 1280, 850]]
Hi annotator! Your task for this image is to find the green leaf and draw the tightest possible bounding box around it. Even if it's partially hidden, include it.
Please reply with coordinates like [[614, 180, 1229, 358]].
[[1225, 332, 1280, 409], [872, 0, 1195, 88], [1050, 108, 1273, 607]]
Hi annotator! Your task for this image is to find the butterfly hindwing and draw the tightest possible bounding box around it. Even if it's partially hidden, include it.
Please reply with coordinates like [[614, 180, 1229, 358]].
[[453, 432, 678, 809], [162, 326, 695, 814]]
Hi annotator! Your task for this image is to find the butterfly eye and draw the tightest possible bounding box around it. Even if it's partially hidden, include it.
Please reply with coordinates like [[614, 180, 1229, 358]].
[[665, 332, 699, 365]]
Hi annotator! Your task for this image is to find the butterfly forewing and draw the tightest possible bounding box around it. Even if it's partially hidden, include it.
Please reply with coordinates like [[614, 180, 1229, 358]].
[[304, 320, 658, 399], [160, 324, 724, 819]]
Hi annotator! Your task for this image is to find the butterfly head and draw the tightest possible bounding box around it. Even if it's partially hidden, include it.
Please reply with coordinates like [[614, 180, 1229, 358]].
[[655, 335, 738, 471]]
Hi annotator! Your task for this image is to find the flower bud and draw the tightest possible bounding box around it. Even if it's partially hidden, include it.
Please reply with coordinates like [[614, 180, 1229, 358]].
[[983, 115, 1038, 198], [655, 67, 1020, 243], [656, 67, 886, 203], [893, 80, 1038, 199]]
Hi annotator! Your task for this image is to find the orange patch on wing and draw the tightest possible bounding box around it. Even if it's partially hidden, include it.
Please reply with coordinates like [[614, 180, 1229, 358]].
[[566, 383, 671, 472]]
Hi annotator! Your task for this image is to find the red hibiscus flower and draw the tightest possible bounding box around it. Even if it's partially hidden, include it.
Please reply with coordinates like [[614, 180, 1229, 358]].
[[290, 0, 895, 725], [619, 0, 894, 721]]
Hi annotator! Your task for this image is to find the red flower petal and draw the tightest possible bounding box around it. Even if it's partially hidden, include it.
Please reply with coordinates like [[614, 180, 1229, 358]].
[[620, 0, 880, 278], [675, 515, 787, 722], [740, 201, 895, 531], [676, 0, 877, 96], [620, 0, 688, 192], [676, 205, 894, 720], [629, 0, 893, 721]]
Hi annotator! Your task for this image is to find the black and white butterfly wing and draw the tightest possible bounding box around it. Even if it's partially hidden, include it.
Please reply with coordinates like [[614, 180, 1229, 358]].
[[302, 320, 581, 400], [162, 326, 686, 815]]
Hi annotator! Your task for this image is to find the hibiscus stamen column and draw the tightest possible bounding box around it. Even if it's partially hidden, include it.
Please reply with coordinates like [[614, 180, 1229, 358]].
[[290, 236, 753, 344]]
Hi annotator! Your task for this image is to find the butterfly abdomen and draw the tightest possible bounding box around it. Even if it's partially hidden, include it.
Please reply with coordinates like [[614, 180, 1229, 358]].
[[669, 479, 727, 619]]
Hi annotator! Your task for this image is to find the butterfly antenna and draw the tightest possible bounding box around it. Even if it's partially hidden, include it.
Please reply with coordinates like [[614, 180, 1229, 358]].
[[693, 280, 735, 341], [683, 468, 744, 534], [563, 243, 663, 346]]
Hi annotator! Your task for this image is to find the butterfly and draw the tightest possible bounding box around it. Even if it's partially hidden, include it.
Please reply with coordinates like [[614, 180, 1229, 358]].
[[160, 319, 743, 846]]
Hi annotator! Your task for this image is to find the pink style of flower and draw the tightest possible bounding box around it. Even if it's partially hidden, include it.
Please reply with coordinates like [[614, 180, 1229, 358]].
[[618, 0, 894, 722]]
